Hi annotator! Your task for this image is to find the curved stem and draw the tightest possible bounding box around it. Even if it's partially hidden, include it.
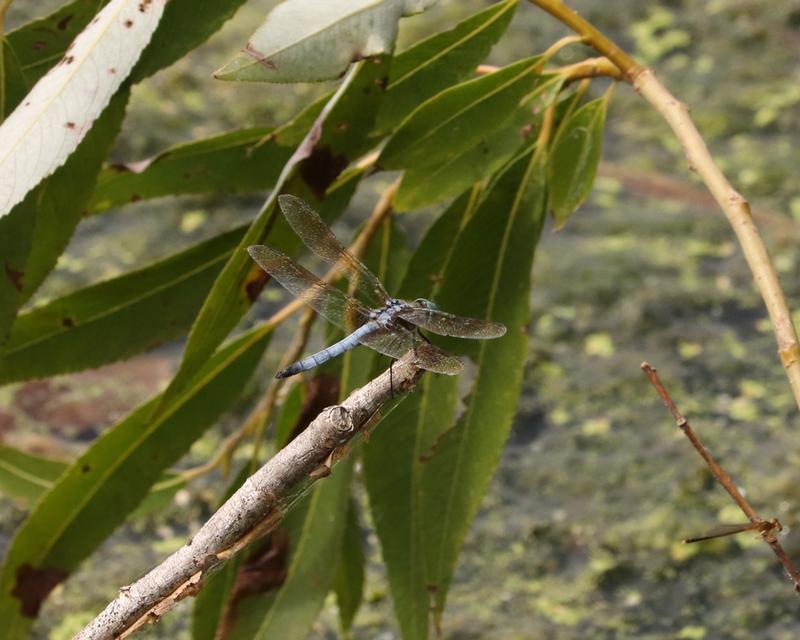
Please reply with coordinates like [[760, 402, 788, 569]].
[[528, 0, 800, 412]]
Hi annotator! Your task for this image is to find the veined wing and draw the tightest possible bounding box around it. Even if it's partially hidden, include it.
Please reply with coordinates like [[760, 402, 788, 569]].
[[360, 329, 463, 375], [247, 245, 368, 331], [278, 194, 390, 308], [396, 307, 507, 339]]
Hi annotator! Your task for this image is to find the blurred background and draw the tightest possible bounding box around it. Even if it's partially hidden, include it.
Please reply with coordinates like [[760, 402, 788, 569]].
[[3, 1, 800, 638]]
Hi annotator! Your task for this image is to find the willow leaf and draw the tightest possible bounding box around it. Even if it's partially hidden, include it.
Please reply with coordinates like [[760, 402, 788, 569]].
[[549, 95, 609, 228], [376, 0, 516, 133], [0, 226, 244, 385], [363, 195, 471, 639], [419, 146, 548, 622], [378, 55, 542, 171]]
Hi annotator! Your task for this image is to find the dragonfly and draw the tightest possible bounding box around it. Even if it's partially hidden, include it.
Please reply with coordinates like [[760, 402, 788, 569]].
[[683, 518, 783, 544], [247, 194, 506, 379]]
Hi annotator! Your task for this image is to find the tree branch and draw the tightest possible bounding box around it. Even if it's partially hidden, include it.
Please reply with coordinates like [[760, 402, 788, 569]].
[[529, 0, 800, 413], [641, 362, 800, 594], [73, 354, 426, 640]]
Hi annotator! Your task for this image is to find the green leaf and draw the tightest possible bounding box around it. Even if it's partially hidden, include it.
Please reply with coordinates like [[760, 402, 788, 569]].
[[375, 0, 516, 134], [0, 226, 244, 385], [334, 498, 365, 633], [363, 195, 470, 640], [548, 95, 609, 228], [87, 128, 289, 213], [215, 0, 435, 83], [0, 327, 271, 638], [0, 90, 129, 346], [0, 445, 183, 517], [394, 75, 564, 211], [378, 55, 542, 171], [158, 57, 388, 417], [0, 446, 66, 506], [419, 146, 548, 622]]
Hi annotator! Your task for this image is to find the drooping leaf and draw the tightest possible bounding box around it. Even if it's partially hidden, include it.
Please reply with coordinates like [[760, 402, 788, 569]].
[[215, 0, 435, 83], [378, 55, 542, 171], [87, 128, 287, 213], [0, 327, 271, 638], [548, 95, 609, 227], [0, 90, 129, 345], [375, 0, 516, 134], [158, 57, 388, 416], [0, 445, 184, 517], [419, 146, 548, 623], [363, 194, 471, 640], [394, 75, 564, 211], [0, 0, 166, 218], [0, 226, 244, 385], [334, 498, 365, 633], [0, 446, 67, 506]]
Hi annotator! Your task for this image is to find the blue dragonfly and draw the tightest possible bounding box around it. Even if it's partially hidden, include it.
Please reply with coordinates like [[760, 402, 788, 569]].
[[247, 194, 506, 379]]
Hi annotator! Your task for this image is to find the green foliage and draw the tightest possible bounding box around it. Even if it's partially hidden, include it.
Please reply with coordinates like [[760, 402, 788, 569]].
[[0, 1, 614, 638], [549, 94, 609, 227], [0, 227, 244, 383]]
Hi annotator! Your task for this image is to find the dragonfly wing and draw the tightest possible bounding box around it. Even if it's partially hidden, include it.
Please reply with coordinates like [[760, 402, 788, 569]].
[[359, 328, 463, 375], [278, 194, 390, 307], [247, 245, 368, 330], [396, 307, 507, 339]]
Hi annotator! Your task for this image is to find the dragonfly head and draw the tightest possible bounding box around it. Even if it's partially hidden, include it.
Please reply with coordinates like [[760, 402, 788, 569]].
[[413, 298, 438, 310]]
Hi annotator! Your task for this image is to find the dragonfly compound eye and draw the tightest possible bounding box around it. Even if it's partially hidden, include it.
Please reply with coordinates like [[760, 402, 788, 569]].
[[414, 298, 438, 310]]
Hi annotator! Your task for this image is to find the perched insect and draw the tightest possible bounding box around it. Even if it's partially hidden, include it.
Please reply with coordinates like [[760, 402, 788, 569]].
[[248, 195, 506, 378], [683, 517, 783, 544]]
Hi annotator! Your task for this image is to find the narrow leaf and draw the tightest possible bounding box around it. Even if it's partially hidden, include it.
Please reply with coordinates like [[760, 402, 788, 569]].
[[0, 446, 66, 506], [215, 0, 435, 83], [0, 226, 244, 385], [394, 76, 563, 211], [419, 146, 548, 621], [334, 498, 365, 633], [363, 195, 470, 640], [87, 128, 287, 213], [378, 56, 542, 171], [0, 445, 184, 517], [0, 0, 166, 217], [0, 327, 271, 638], [548, 95, 609, 227], [375, 0, 516, 133]]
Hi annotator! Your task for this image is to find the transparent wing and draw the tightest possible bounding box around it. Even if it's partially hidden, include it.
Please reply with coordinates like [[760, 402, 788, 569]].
[[396, 307, 507, 339], [360, 328, 463, 375], [247, 245, 368, 331], [683, 523, 759, 543], [278, 194, 391, 308]]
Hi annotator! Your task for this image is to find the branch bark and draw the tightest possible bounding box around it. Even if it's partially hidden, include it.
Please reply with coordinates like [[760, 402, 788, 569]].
[[73, 353, 425, 640], [529, 0, 800, 413]]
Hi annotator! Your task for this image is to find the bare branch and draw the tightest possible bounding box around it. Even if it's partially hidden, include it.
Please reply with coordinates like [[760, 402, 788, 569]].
[[74, 354, 426, 640], [641, 362, 800, 594]]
